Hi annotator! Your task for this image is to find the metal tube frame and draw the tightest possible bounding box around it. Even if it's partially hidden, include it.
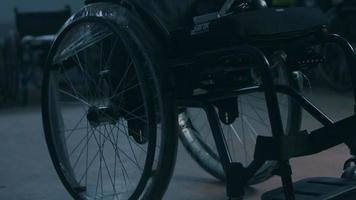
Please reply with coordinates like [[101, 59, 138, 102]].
[[176, 34, 356, 200]]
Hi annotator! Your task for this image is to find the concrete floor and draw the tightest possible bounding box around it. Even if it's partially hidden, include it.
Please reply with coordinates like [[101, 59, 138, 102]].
[[0, 86, 354, 200]]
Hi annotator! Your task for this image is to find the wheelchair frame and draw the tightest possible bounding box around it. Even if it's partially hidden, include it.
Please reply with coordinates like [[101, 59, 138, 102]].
[[175, 33, 356, 199], [136, 1, 356, 194], [45, 1, 356, 199]]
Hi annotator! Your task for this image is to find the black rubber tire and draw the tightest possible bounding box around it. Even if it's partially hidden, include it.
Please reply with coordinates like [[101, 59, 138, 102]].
[[42, 3, 177, 200], [179, 62, 302, 185]]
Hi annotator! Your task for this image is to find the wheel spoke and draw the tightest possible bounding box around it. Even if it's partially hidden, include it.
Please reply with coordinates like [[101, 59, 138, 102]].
[[179, 60, 297, 183], [45, 22, 166, 200]]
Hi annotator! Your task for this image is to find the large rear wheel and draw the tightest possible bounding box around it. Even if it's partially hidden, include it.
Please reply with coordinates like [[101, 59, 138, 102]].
[[42, 5, 177, 200], [179, 56, 302, 184]]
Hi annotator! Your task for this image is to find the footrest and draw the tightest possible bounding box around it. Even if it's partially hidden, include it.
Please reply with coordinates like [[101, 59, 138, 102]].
[[262, 177, 356, 200]]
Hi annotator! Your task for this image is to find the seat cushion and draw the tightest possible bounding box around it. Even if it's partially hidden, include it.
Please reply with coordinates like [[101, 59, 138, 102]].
[[131, 0, 201, 30], [226, 7, 327, 40]]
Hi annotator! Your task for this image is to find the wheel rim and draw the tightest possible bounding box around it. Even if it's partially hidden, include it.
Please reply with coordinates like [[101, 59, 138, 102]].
[[44, 21, 162, 200], [179, 62, 294, 182]]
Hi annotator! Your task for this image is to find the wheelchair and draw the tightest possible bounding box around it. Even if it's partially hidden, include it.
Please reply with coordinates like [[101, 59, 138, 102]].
[[41, 0, 356, 199], [2, 6, 71, 104]]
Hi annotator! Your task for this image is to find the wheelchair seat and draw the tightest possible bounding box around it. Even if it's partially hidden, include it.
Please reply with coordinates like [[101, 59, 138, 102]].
[[225, 7, 327, 40], [85, 1, 326, 41], [126, 1, 326, 40]]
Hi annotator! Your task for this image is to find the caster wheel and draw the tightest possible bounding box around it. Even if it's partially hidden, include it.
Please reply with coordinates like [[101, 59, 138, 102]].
[[342, 157, 356, 180]]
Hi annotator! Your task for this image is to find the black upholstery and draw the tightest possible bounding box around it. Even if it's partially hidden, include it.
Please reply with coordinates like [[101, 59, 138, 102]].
[[131, 0, 203, 30], [84, 1, 327, 40], [225, 7, 327, 40]]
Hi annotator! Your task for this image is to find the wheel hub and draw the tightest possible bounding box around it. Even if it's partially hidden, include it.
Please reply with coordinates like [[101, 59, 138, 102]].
[[87, 106, 120, 127]]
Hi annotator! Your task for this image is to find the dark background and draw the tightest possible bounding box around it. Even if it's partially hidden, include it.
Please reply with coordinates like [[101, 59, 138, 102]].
[[0, 0, 82, 38]]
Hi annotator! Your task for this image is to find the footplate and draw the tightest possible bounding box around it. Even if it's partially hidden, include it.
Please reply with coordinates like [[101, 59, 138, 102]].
[[262, 177, 356, 200]]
